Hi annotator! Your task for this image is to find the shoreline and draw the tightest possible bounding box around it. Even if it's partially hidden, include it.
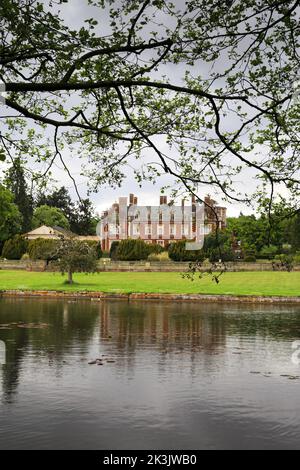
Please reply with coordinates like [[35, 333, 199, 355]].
[[1, 290, 300, 304]]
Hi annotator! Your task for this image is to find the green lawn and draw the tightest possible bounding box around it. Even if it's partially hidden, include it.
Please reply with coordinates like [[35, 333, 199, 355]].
[[0, 270, 299, 296]]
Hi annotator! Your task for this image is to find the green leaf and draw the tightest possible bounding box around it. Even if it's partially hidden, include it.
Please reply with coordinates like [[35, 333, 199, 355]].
[[0, 149, 6, 162]]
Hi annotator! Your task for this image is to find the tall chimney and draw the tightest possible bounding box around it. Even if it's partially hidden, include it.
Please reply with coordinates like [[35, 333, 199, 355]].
[[129, 193, 134, 205], [134, 196, 138, 205], [160, 195, 164, 205]]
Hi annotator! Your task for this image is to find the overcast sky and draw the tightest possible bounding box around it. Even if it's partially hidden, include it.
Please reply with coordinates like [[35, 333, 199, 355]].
[[1, 0, 279, 218]]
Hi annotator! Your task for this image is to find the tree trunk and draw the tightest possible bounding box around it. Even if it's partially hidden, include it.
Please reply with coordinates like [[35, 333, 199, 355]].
[[68, 269, 73, 284]]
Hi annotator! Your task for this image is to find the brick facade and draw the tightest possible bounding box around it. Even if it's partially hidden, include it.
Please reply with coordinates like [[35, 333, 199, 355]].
[[99, 194, 227, 251]]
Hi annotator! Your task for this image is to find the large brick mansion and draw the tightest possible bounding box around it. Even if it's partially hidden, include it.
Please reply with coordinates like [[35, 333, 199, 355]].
[[99, 194, 227, 251]]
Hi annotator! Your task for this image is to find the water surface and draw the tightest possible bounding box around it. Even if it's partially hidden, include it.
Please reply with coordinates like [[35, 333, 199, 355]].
[[0, 298, 300, 450]]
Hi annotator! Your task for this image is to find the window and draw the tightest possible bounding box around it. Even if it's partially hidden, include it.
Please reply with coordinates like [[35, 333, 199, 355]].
[[133, 223, 140, 236], [182, 224, 189, 236], [109, 224, 118, 235], [200, 225, 211, 235], [145, 225, 152, 235], [158, 226, 163, 236]]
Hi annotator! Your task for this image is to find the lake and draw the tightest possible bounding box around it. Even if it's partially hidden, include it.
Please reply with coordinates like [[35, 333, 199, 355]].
[[0, 297, 300, 450]]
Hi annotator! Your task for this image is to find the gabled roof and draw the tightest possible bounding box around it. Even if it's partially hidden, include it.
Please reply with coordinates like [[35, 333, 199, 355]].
[[25, 225, 57, 236], [25, 225, 76, 237], [52, 226, 76, 237], [25, 225, 101, 241]]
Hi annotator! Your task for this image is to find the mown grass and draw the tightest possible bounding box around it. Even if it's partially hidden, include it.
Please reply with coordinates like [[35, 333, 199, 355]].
[[0, 270, 300, 296]]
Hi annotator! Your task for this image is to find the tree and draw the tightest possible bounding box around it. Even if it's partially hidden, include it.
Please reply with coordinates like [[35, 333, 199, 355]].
[[289, 214, 300, 251], [36, 187, 74, 221], [227, 215, 272, 254], [69, 199, 98, 235], [1, 0, 300, 217], [0, 184, 22, 249], [226, 212, 295, 255], [55, 237, 98, 284], [5, 158, 33, 232], [36, 187, 98, 235], [32, 205, 70, 229]]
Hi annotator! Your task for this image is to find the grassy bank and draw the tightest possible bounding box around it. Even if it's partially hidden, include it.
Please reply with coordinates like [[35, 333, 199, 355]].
[[0, 270, 300, 297]]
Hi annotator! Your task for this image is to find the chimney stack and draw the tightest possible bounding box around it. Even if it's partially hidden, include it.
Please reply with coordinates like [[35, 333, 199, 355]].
[[134, 196, 138, 205], [129, 193, 134, 206]]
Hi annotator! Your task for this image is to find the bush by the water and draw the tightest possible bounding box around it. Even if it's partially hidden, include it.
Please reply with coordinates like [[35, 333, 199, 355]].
[[168, 240, 204, 262], [1, 235, 28, 259]]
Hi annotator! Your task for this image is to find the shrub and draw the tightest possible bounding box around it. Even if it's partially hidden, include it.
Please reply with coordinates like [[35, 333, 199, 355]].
[[1, 235, 28, 259], [203, 231, 235, 262], [116, 239, 149, 261], [28, 238, 59, 261], [209, 248, 235, 263], [258, 245, 278, 259], [243, 249, 256, 262], [146, 243, 164, 255], [168, 240, 204, 262], [109, 241, 119, 260], [282, 244, 292, 254], [273, 254, 294, 272], [244, 255, 257, 262], [293, 253, 300, 264], [148, 251, 170, 262]]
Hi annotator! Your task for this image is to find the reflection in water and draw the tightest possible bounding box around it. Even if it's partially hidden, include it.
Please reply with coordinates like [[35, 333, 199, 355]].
[[0, 298, 300, 449]]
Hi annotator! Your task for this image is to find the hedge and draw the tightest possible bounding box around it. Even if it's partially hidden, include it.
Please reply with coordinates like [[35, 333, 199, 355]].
[[168, 240, 205, 262], [1, 235, 28, 260]]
